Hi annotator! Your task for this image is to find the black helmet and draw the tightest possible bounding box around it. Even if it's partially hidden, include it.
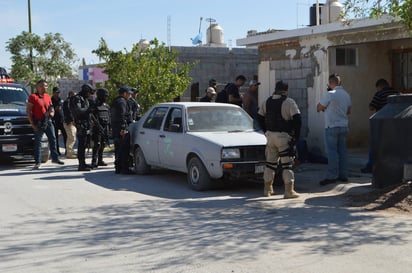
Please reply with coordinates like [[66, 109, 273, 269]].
[[97, 88, 109, 98], [81, 83, 95, 94]]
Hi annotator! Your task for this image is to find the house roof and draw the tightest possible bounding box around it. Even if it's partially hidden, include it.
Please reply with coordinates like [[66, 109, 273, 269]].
[[237, 15, 402, 47]]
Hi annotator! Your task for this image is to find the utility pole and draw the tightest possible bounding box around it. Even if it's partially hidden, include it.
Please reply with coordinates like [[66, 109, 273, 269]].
[[28, 0, 34, 73]]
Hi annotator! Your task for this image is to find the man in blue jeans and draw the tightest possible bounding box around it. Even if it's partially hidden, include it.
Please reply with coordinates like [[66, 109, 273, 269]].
[[27, 79, 64, 170], [317, 74, 352, 186]]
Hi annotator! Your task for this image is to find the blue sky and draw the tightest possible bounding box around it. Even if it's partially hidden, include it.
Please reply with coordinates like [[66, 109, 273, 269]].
[[1, 0, 315, 71]]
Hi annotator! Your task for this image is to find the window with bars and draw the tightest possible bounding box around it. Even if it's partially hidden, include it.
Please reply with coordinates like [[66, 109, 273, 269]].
[[393, 51, 412, 92], [336, 48, 357, 66]]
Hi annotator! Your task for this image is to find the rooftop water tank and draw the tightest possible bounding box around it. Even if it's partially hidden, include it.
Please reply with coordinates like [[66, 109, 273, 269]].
[[309, 3, 324, 26], [138, 39, 150, 51], [370, 94, 412, 188], [206, 24, 226, 47], [321, 0, 343, 24]]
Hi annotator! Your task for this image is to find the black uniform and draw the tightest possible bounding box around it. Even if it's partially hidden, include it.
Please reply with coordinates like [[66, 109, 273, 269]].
[[51, 95, 67, 155], [91, 90, 111, 168], [111, 94, 132, 174], [128, 97, 141, 122], [70, 84, 94, 171]]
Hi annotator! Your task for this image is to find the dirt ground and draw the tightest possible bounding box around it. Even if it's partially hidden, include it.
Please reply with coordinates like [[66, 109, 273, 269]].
[[346, 181, 412, 214]]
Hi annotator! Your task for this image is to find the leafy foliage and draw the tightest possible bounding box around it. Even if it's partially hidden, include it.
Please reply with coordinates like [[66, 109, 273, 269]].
[[93, 38, 195, 113], [343, 0, 412, 30], [6, 31, 77, 86]]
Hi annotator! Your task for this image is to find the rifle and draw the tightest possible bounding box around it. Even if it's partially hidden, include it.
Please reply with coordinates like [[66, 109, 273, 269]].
[[90, 112, 110, 147], [40, 106, 52, 130]]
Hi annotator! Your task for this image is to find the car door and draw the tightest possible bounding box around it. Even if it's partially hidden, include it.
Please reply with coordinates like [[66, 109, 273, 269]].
[[158, 106, 187, 170], [139, 106, 168, 165]]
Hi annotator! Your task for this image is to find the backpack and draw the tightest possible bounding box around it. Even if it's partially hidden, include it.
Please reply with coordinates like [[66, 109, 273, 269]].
[[215, 83, 233, 103]]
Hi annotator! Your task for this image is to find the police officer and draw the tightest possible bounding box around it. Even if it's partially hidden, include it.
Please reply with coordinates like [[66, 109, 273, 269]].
[[111, 86, 133, 174], [91, 88, 111, 168], [128, 87, 141, 122], [70, 84, 95, 171], [257, 80, 301, 199]]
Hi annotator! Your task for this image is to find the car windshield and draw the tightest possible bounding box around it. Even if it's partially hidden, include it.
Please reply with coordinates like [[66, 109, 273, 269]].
[[0, 86, 28, 106], [187, 106, 254, 132]]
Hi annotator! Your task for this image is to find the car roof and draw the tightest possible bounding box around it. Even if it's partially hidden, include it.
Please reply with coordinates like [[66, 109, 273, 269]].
[[0, 82, 27, 89], [155, 102, 241, 108]]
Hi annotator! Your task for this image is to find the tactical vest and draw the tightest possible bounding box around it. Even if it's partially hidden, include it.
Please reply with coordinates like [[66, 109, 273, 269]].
[[96, 103, 110, 126], [265, 96, 292, 133]]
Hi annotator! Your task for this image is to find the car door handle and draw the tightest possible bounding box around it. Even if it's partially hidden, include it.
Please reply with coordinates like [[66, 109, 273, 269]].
[[159, 135, 166, 138], [139, 131, 145, 135]]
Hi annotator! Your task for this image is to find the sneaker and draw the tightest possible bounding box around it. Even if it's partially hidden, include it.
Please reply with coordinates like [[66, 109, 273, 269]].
[[66, 155, 77, 159], [52, 159, 65, 165], [319, 179, 337, 186], [33, 163, 41, 170]]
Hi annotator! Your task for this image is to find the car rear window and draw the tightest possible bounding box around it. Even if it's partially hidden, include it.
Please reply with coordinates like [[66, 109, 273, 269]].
[[187, 106, 253, 132]]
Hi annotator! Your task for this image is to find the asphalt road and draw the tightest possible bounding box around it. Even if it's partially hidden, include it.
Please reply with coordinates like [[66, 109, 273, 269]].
[[1, 155, 412, 273]]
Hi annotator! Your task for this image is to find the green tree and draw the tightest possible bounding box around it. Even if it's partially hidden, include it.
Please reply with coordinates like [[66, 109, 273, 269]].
[[6, 31, 77, 86], [343, 0, 412, 30], [92, 38, 195, 113]]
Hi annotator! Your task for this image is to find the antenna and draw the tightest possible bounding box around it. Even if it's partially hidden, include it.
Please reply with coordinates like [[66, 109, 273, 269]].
[[205, 18, 216, 45], [167, 15, 171, 50], [191, 17, 203, 46]]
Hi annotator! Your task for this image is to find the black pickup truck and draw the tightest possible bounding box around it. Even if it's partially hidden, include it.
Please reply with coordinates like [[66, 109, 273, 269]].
[[0, 69, 49, 162]]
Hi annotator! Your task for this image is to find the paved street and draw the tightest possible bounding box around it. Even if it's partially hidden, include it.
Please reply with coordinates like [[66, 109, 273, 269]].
[[1, 153, 412, 273]]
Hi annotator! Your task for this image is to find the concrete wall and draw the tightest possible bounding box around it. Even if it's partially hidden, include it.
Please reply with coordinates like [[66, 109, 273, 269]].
[[257, 37, 330, 154], [256, 29, 412, 155], [173, 46, 259, 99], [56, 79, 93, 99], [329, 38, 412, 147]]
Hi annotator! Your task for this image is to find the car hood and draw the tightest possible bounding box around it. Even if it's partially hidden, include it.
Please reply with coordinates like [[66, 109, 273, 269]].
[[0, 105, 27, 117], [188, 130, 266, 147]]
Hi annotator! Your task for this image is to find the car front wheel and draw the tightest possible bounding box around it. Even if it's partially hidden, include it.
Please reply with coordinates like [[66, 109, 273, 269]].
[[134, 146, 150, 174], [187, 157, 211, 191]]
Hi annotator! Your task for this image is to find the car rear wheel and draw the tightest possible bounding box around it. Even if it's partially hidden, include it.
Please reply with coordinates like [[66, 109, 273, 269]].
[[134, 146, 150, 174], [187, 157, 211, 191]]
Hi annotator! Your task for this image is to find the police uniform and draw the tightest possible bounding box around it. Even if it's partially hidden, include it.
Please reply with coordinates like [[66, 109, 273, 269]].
[[91, 88, 111, 168], [70, 84, 95, 171], [111, 86, 133, 174], [257, 81, 301, 199]]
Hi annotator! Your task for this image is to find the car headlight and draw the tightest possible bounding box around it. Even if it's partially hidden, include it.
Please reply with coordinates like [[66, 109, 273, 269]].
[[222, 148, 240, 159]]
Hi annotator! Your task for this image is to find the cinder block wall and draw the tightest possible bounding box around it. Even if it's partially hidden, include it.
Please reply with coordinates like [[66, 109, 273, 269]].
[[173, 46, 259, 99]]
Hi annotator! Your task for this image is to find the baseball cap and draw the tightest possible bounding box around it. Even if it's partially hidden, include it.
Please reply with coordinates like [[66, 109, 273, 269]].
[[52, 87, 60, 92], [206, 87, 216, 95], [118, 86, 133, 94], [249, 80, 261, 86], [209, 79, 217, 86]]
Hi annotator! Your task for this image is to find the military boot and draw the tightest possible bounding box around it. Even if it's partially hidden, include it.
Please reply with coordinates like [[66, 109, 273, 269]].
[[284, 181, 299, 199], [264, 181, 275, 197]]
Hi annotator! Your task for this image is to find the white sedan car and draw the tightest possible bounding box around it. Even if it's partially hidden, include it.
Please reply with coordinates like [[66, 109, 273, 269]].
[[128, 102, 267, 190]]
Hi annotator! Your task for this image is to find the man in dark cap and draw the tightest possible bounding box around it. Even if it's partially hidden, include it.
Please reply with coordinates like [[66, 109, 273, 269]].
[[128, 87, 141, 122], [243, 80, 260, 128], [51, 86, 67, 155], [70, 83, 95, 171], [257, 80, 301, 199], [90, 88, 111, 168], [111, 86, 134, 174]]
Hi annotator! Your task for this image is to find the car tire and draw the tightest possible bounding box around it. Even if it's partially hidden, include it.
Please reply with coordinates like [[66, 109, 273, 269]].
[[134, 146, 150, 174], [187, 157, 212, 191]]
